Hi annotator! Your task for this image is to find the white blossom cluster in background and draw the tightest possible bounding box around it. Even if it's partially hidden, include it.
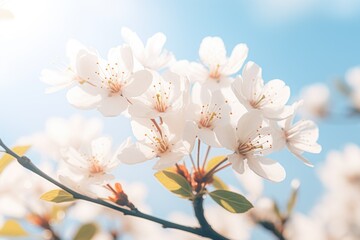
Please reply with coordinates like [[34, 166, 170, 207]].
[[41, 27, 321, 189], [284, 144, 360, 240]]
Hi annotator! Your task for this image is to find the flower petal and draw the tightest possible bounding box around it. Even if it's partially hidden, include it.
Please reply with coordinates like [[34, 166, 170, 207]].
[[222, 43, 248, 75], [199, 36, 227, 67], [247, 157, 286, 182], [122, 70, 152, 97], [66, 85, 101, 109]]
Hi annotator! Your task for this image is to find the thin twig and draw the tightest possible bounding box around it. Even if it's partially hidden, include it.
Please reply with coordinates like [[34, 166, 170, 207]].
[[202, 145, 211, 170], [0, 139, 228, 240]]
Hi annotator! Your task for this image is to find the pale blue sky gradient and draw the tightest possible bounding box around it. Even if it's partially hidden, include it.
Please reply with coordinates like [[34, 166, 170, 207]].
[[1, 0, 360, 239]]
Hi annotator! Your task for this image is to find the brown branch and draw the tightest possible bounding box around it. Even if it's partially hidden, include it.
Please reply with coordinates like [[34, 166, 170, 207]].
[[0, 138, 229, 240]]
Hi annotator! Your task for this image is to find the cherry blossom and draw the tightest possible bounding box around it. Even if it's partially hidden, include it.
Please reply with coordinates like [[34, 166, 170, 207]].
[[216, 111, 285, 182], [128, 71, 188, 119], [121, 27, 175, 70], [60, 137, 127, 184], [41, 39, 98, 94], [272, 102, 321, 166], [232, 61, 293, 120], [171, 36, 248, 89], [299, 83, 330, 119], [66, 46, 153, 116], [118, 118, 195, 170], [188, 83, 232, 147]]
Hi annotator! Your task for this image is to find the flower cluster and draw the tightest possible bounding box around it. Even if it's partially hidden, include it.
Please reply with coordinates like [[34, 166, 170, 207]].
[[42, 28, 321, 184]]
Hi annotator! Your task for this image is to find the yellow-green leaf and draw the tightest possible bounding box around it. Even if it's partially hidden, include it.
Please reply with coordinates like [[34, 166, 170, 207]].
[[0, 145, 31, 174], [155, 170, 193, 199], [212, 175, 229, 190], [209, 190, 253, 213], [205, 155, 227, 172], [0, 220, 28, 236], [73, 223, 98, 240], [40, 189, 75, 203]]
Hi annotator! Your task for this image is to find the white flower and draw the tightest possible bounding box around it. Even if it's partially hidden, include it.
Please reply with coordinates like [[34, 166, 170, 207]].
[[128, 71, 188, 118], [61, 137, 126, 184], [41, 39, 97, 94], [299, 83, 330, 118], [0, 8, 14, 20], [319, 144, 360, 192], [346, 66, 360, 89], [119, 119, 195, 170], [232, 61, 293, 120], [171, 36, 248, 89], [18, 115, 103, 160], [188, 83, 232, 147], [121, 27, 175, 70], [0, 161, 56, 219], [345, 66, 360, 111], [66, 45, 153, 116], [216, 111, 285, 182], [273, 102, 321, 166]]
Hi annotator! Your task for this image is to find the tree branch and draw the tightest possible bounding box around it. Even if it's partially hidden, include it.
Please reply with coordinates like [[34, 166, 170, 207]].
[[0, 138, 228, 239], [192, 195, 230, 240]]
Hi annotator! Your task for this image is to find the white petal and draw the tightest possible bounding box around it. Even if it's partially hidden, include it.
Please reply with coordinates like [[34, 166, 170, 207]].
[[98, 95, 128, 117], [222, 43, 248, 75], [145, 32, 167, 59], [120, 46, 134, 72], [76, 52, 99, 81], [247, 157, 286, 182], [182, 121, 197, 153], [67, 39, 87, 66], [66, 86, 101, 109], [215, 125, 238, 150], [198, 128, 221, 147], [153, 151, 184, 170], [91, 137, 111, 160], [122, 70, 152, 97], [236, 111, 263, 143], [131, 118, 156, 141], [199, 37, 227, 67], [287, 145, 314, 167], [229, 153, 245, 174], [118, 144, 153, 164], [121, 27, 145, 56]]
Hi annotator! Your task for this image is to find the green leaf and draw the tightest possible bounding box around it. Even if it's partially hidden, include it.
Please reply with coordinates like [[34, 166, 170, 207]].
[[0, 145, 31, 174], [0, 220, 28, 236], [154, 170, 193, 199], [73, 223, 98, 240], [209, 190, 253, 213], [205, 155, 227, 172], [40, 189, 75, 203], [212, 175, 229, 190]]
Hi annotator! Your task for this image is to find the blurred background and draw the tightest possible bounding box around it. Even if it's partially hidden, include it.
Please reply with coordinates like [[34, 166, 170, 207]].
[[1, 0, 360, 239]]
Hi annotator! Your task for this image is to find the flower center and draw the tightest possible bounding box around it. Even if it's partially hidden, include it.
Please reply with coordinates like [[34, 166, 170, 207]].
[[88, 156, 104, 174], [199, 103, 222, 129], [209, 64, 221, 80], [96, 62, 127, 96], [154, 93, 168, 112], [250, 95, 266, 109]]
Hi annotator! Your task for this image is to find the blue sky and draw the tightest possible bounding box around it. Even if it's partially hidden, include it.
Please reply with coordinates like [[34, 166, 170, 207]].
[[1, 0, 360, 238]]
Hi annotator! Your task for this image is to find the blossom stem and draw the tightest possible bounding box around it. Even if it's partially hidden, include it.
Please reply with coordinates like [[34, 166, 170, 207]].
[[197, 138, 201, 171], [189, 154, 196, 170], [202, 145, 211, 169], [0, 138, 228, 240], [203, 157, 228, 180], [211, 162, 232, 175], [150, 119, 162, 137]]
